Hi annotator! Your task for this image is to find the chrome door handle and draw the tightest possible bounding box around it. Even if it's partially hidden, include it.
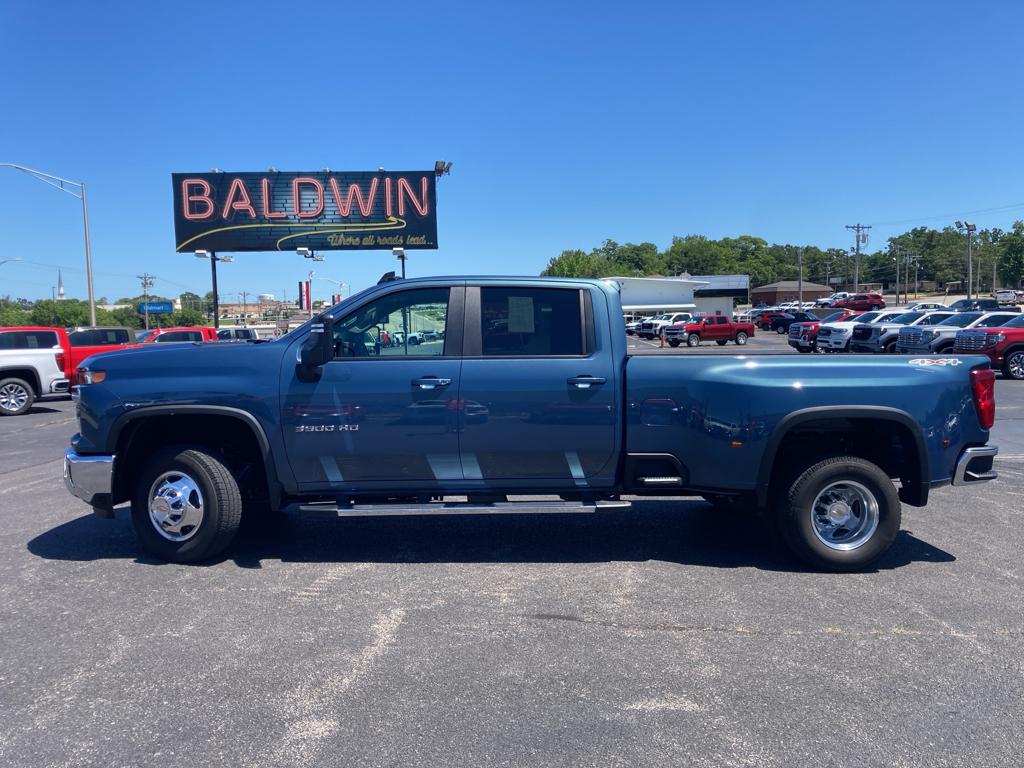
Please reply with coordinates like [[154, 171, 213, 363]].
[[567, 376, 606, 389], [412, 377, 452, 390]]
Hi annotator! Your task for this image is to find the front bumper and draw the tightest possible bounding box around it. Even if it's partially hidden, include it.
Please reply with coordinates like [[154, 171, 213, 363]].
[[818, 336, 851, 350], [63, 447, 115, 511], [951, 446, 998, 486], [896, 344, 933, 354], [850, 341, 883, 353], [50, 378, 70, 394]]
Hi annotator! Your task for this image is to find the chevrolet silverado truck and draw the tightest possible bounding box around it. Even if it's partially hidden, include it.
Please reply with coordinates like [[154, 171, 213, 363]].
[[954, 314, 1024, 379], [638, 312, 693, 339], [663, 316, 755, 347], [896, 311, 1018, 354], [63, 276, 999, 572], [0, 327, 70, 415]]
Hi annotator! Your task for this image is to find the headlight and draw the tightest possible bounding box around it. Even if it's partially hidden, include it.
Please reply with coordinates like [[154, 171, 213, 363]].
[[78, 368, 106, 384], [987, 333, 1006, 346]]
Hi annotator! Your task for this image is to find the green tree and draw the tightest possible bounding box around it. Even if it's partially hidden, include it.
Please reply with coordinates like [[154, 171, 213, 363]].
[[998, 221, 1024, 288], [0, 302, 29, 327]]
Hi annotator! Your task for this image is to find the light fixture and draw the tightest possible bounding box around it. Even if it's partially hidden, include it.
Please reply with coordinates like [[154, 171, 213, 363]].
[[434, 160, 453, 177], [195, 250, 210, 259], [296, 247, 311, 259]]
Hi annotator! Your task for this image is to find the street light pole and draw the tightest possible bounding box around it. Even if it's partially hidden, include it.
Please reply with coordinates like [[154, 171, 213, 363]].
[[1, 163, 97, 325]]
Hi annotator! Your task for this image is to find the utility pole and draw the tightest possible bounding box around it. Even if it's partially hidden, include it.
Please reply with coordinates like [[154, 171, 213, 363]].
[[137, 272, 155, 330], [954, 221, 976, 301], [239, 291, 249, 324], [846, 224, 871, 292], [796, 248, 803, 306]]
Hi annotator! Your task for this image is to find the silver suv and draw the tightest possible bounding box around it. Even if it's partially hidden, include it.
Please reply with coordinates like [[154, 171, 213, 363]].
[[896, 311, 1018, 354]]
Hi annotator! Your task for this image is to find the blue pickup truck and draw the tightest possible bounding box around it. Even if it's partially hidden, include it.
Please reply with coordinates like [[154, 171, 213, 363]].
[[63, 276, 998, 571]]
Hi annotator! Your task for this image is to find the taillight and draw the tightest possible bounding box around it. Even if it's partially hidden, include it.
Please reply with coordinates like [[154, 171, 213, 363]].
[[970, 367, 996, 430], [55, 351, 65, 371]]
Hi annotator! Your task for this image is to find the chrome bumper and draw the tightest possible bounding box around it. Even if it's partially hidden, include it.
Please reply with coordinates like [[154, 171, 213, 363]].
[[51, 378, 70, 394], [951, 446, 998, 486], [63, 447, 115, 509]]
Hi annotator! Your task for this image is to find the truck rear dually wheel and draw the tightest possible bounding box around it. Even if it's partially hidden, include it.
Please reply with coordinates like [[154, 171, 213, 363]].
[[775, 455, 900, 572], [0, 377, 34, 416], [131, 446, 243, 563]]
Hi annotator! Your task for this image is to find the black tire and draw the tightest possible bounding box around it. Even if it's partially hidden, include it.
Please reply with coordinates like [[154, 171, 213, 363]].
[[936, 342, 954, 354], [775, 456, 901, 572], [716, 339, 728, 346], [668, 340, 680, 348], [735, 331, 748, 345], [776, 325, 787, 334], [1003, 349, 1024, 380], [0, 377, 35, 417], [884, 340, 897, 353], [797, 346, 812, 353], [131, 446, 243, 563], [870, 304, 882, 310], [687, 333, 701, 347]]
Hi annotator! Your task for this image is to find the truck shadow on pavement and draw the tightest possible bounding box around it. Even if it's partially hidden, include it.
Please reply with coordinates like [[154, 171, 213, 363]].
[[27, 499, 955, 573]]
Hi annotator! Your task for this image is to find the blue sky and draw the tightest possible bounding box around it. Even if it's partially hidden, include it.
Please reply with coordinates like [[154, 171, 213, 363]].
[[2, 0, 1022, 304]]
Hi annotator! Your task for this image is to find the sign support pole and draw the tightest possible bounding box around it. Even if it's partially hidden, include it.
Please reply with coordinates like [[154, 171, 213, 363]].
[[211, 252, 220, 330]]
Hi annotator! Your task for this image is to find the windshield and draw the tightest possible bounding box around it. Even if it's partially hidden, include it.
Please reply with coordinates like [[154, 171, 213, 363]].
[[873, 312, 902, 323], [854, 311, 879, 323], [976, 314, 1015, 328], [938, 313, 982, 328], [892, 311, 925, 324], [821, 311, 845, 322], [918, 313, 952, 326]]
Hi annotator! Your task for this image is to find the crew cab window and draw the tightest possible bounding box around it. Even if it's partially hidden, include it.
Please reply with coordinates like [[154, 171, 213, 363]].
[[0, 330, 59, 349], [156, 331, 204, 342], [715, 316, 729, 324], [480, 287, 582, 356], [334, 287, 449, 358], [67, 328, 130, 346]]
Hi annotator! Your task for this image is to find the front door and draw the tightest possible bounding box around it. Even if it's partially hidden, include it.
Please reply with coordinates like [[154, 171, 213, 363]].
[[457, 285, 618, 489], [282, 285, 466, 492]]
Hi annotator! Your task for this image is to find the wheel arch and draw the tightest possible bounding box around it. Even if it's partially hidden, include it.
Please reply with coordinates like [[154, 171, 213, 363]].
[[0, 367, 42, 395], [108, 405, 280, 508], [755, 406, 929, 508]]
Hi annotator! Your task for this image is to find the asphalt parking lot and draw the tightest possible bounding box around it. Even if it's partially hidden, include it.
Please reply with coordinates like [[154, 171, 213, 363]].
[[1, 367, 1022, 767]]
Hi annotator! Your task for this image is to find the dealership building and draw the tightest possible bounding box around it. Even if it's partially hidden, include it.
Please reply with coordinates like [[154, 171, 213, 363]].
[[608, 274, 750, 318]]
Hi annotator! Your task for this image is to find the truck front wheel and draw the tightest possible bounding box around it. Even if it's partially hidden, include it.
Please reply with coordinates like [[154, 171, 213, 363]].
[[0, 377, 35, 416], [131, 446, 243, 563], [687, 333, 701, 347], [775, 456, 901, 572], [668, 340, 680, 347]]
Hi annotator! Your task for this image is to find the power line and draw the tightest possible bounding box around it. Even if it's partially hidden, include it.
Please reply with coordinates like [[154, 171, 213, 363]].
[[845, 224, 871, 292]]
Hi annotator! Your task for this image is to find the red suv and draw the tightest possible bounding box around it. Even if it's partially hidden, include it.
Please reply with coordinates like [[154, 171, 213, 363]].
[[954, 314, 1024, 379], [833, 293, 885, 311]]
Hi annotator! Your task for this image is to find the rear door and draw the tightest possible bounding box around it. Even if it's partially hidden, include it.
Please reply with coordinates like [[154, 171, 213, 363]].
[[457, 284, 618, 488]]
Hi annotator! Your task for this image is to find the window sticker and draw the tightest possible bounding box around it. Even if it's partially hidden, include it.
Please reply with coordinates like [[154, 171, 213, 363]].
[[508, 297, 535, 333]]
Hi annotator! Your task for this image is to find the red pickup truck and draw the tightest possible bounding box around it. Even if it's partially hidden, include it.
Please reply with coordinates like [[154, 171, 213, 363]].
[[0, 326, 134, 386], [954, 314, 1024, 379], [136, 326, 220, 344], [787, 310, 860, 353], [832, 293, 885, 311], [662, 315, 756, 347]]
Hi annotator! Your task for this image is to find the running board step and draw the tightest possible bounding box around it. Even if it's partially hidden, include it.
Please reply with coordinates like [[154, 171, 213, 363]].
[[295, 499, 632, 517]]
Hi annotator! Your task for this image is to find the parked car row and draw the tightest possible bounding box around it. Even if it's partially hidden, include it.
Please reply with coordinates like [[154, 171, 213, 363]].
[[0, 323, 258, 415]]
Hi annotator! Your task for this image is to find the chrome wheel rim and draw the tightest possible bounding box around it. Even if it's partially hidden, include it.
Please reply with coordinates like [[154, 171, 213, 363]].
[[736, 333, 747, 345], [811, 480, 879, 551], [0, 382, 29, 412], [1008, 352, 1024, 379], [148, 471, 205, 541]]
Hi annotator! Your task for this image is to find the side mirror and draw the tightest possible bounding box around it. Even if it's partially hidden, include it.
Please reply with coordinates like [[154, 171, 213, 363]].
[[298, 316, 334, 380]]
